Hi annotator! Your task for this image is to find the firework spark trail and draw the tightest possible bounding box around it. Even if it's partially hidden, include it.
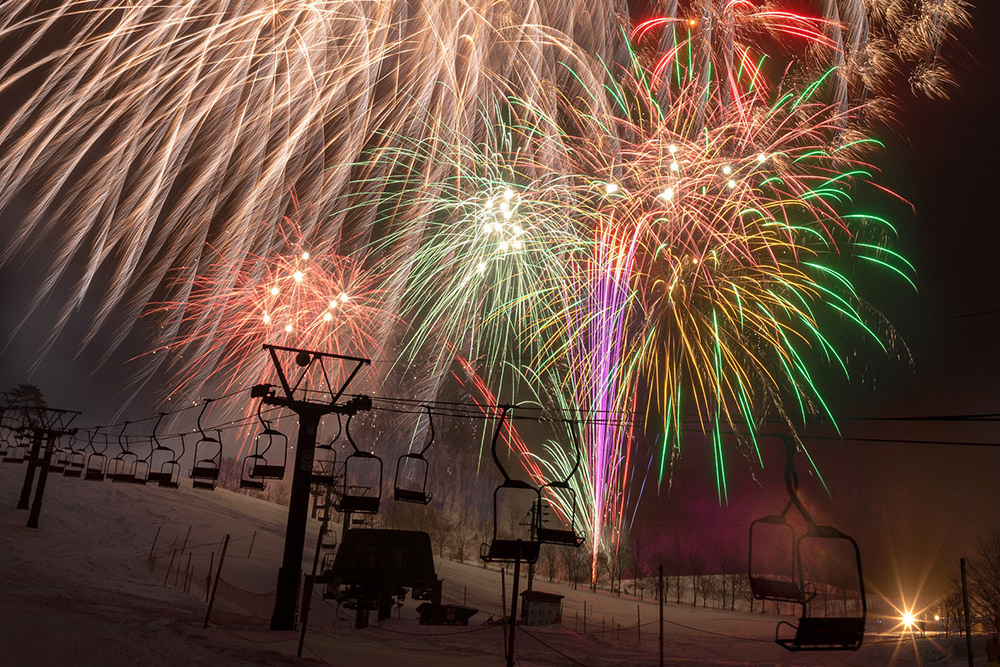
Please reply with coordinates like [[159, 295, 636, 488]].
[[0, 0, 619, 364], [0, 1, 971, 583], [145, 205, 395, 455]]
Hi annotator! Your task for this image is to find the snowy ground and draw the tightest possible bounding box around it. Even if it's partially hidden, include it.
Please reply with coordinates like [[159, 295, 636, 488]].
[[0, 462, 990, 666]]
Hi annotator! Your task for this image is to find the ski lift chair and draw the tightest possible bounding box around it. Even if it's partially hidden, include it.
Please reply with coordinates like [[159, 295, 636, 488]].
[[480, 406, 541, 565], [64, 449, 87, 478], [775, 524, 866, 652], [84, 430, 108, 481], [156, 433, 184, 489], [109, 450, 137, 483], [145, 415, 175, 485], [48, 446, 70, 473], [109, 424, 136, 483], [130, 436, 151, 485], [190, 401, 222, 490], [338, 413, 382, 515], [312, 414, 341, 487], [748, 508, 816, 605], [240, 402, 287, 487], [536, 424, 585, 547], [3, 437, 26, 463], [393, 406, 434, 505], [752, 436, 866, 652], [239, 454, 268, 490]]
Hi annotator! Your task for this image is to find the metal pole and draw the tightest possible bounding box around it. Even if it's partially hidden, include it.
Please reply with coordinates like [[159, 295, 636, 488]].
[[204, 534, 230, 629], [507, 546, 522, 667], [270, 412, 320, 630], [148, 527, 161, 561], [17, 429, 44, 509], [501, 567, 508, 659], [27, 434, 56, 528], [961, 557, 974, 667], [298, 524, 327, 658], [659, 563, 664, 667]]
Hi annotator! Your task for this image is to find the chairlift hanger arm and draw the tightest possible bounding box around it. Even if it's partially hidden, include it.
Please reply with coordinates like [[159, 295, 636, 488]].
[[196, 399, 216, 441], [778, 434, 816, 527], [152, 412, 168, 450], [490, 405, 514, 483], [417, 405, 434, 456], [119, 421, 131, 454]]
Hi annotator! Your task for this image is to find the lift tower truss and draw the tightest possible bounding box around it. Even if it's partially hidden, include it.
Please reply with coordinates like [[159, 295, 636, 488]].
[[258, 344, 371, 631]]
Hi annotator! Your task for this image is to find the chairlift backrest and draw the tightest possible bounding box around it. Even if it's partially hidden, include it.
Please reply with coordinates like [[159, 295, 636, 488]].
[[751, 435, 866, 652], [748, 508, 814, 604], [191, 401, 222, 490], [243, 401, 287, 481], [393, 406, 433, 505], [83, 428, 108, 481], [480, 406, 541, 564], [536, 422, 585, 548], [338, 412, 382, 515], [312, 412, 342, 485], [156, 432, 184, 489], [64, 449, 87, 477]]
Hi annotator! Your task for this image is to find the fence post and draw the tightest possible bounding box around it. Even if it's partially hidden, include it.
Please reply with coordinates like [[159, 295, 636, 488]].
[[659, 564, 664, 667], [148, 526, 161, 561], [206, 552, 214, 602], [163, 547, 177, 586], [203, 534, 230, 629]]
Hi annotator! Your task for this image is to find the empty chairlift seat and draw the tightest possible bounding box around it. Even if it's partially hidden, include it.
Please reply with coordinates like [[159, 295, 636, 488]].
[[338, 413, 382, 515], [191, 401, 222, 491], [480, 407, 542, 565], [393, 406, 434, 505]]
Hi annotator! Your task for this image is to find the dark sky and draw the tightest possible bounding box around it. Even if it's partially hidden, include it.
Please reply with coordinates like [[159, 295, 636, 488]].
[[2, 1, 1000, 609]]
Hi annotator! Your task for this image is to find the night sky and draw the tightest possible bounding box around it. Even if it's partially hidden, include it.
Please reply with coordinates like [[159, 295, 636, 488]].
[[2, 2, 999, 611]]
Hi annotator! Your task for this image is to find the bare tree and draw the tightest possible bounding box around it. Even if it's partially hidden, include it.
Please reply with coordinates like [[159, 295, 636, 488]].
[[541, 545, 560, 583], [969, 530, 1000, 641], [565, 546, 588, 589], [721, 556, 747, 611], [451, 516, 474, 563], [937, 583, 963, 637], [688, 552, 709, 607]]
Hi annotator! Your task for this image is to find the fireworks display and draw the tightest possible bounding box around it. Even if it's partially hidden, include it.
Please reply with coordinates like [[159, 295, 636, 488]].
[[0, 1, 970, 581]]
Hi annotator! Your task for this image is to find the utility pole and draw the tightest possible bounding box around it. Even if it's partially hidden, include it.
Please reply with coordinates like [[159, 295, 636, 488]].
[[258, 344, 371, 632], [961, 557, 974, 667]]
